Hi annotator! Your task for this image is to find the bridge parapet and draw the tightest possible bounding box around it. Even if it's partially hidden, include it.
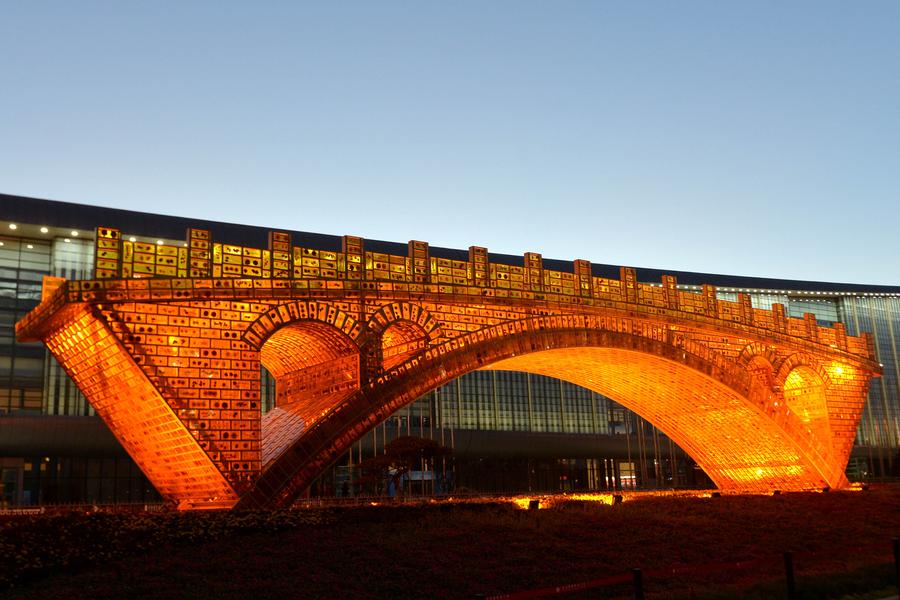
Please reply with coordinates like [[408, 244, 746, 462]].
[[20, 225, 871, 361]]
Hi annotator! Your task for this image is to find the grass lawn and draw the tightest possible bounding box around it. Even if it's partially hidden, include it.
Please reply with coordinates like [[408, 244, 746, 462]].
[[2, 487, 899, 599]]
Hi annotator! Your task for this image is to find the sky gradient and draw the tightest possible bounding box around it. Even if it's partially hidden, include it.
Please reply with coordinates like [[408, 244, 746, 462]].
[[2, 2, 898, 284]]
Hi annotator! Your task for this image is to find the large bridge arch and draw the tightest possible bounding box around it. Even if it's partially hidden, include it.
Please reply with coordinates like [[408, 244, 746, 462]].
[[237, 316, 846, 509]]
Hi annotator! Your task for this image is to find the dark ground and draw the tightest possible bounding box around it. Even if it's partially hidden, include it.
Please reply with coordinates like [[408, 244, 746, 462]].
[[2, 487, 899, 599]]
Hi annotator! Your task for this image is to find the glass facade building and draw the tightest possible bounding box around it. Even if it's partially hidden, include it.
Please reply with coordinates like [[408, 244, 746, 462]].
[[1, 193, 898, 505]]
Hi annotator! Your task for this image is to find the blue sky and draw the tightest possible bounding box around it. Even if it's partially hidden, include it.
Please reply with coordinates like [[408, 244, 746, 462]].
[[1, 2, 898, 284]]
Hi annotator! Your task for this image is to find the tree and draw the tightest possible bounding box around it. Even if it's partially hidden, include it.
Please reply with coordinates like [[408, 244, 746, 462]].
[[358, 436, 452, 497]]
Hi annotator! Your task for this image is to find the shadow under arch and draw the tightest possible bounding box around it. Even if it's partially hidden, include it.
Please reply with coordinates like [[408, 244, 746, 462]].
[[480, 349, 812, 491], [236, 317, 845, 509], [258, 320, 362, 468], [381, 320, 430, 370], [363, 301, 444, 372]]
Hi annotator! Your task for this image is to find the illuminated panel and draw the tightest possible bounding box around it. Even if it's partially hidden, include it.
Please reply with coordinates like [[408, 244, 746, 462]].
[[189, 228, 212, 277], [94, 227, 122, 279], [408, 240, 430, 284], [468, 246, 489, 286], [269, 231, 292, 278], [42, 306, 237, 508], [524, 252, 543, 292], [573, 259, 593, 298]]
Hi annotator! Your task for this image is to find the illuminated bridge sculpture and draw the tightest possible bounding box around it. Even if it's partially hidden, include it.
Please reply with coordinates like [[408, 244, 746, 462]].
[[16, 227, 880, 509]]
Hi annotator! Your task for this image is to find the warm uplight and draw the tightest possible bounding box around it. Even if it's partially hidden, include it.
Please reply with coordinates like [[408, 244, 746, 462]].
[[129, 236, 137, 242], [8, 223, 16, 230], [509, 490, 719, 510], [568, 493, 616, 505], [26, 244, 33, 249], [71, 230, 79, 236], [156, 240, 164, 245], [512, 497, 539, 510], [40, 226, 49, 234], [63, 238, 71, 243]]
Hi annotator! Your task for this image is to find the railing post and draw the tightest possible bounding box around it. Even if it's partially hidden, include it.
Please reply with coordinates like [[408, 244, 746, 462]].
[[632, 567, 644, 600], [784, 551, 796, 600], [893, 537, 899, 592]]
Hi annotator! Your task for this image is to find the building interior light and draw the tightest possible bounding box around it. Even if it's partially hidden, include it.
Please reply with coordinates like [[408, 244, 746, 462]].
[[71, 231, 79, 237], [26, 244, 33, 249], [8, 223, 16, 230], [40, 226, 49, 234], [156, 240, 164, 245], [129, 237, 137, 242], [0, 242, 4, 246], [64, 238, 71, 243]]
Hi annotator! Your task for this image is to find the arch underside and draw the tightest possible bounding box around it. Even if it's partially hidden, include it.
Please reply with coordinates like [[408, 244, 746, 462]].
[[248, 325, 853, 508], [382, 320, 429, 371], [482, 348, 830, 492], [259, 322, 360, 467]]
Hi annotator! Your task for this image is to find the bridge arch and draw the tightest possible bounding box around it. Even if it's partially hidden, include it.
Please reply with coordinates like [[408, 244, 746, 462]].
[[238, 316, 843, 509], [260, 321, 359, 378], [364, 302, 443, 372], [381, 320, 430, 370], [737, 342, 779, 388], [774, 352, 833, 389], [241, 301, 363, 350], [255, 317, 364, 470], [367, 302, 442, 339], [774, 355, 834, 457]]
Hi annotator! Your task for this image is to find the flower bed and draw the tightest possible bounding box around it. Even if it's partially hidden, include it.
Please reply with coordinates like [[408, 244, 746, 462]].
[[2, 487, 898, 599]]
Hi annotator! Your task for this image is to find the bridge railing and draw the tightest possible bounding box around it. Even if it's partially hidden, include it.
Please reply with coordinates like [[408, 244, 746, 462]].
[[20, 225, 874, 360], [100, 226, 874, 355]]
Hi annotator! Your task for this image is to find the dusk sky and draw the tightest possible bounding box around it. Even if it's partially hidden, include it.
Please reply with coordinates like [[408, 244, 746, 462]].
[[2, 3, 898, 285]]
